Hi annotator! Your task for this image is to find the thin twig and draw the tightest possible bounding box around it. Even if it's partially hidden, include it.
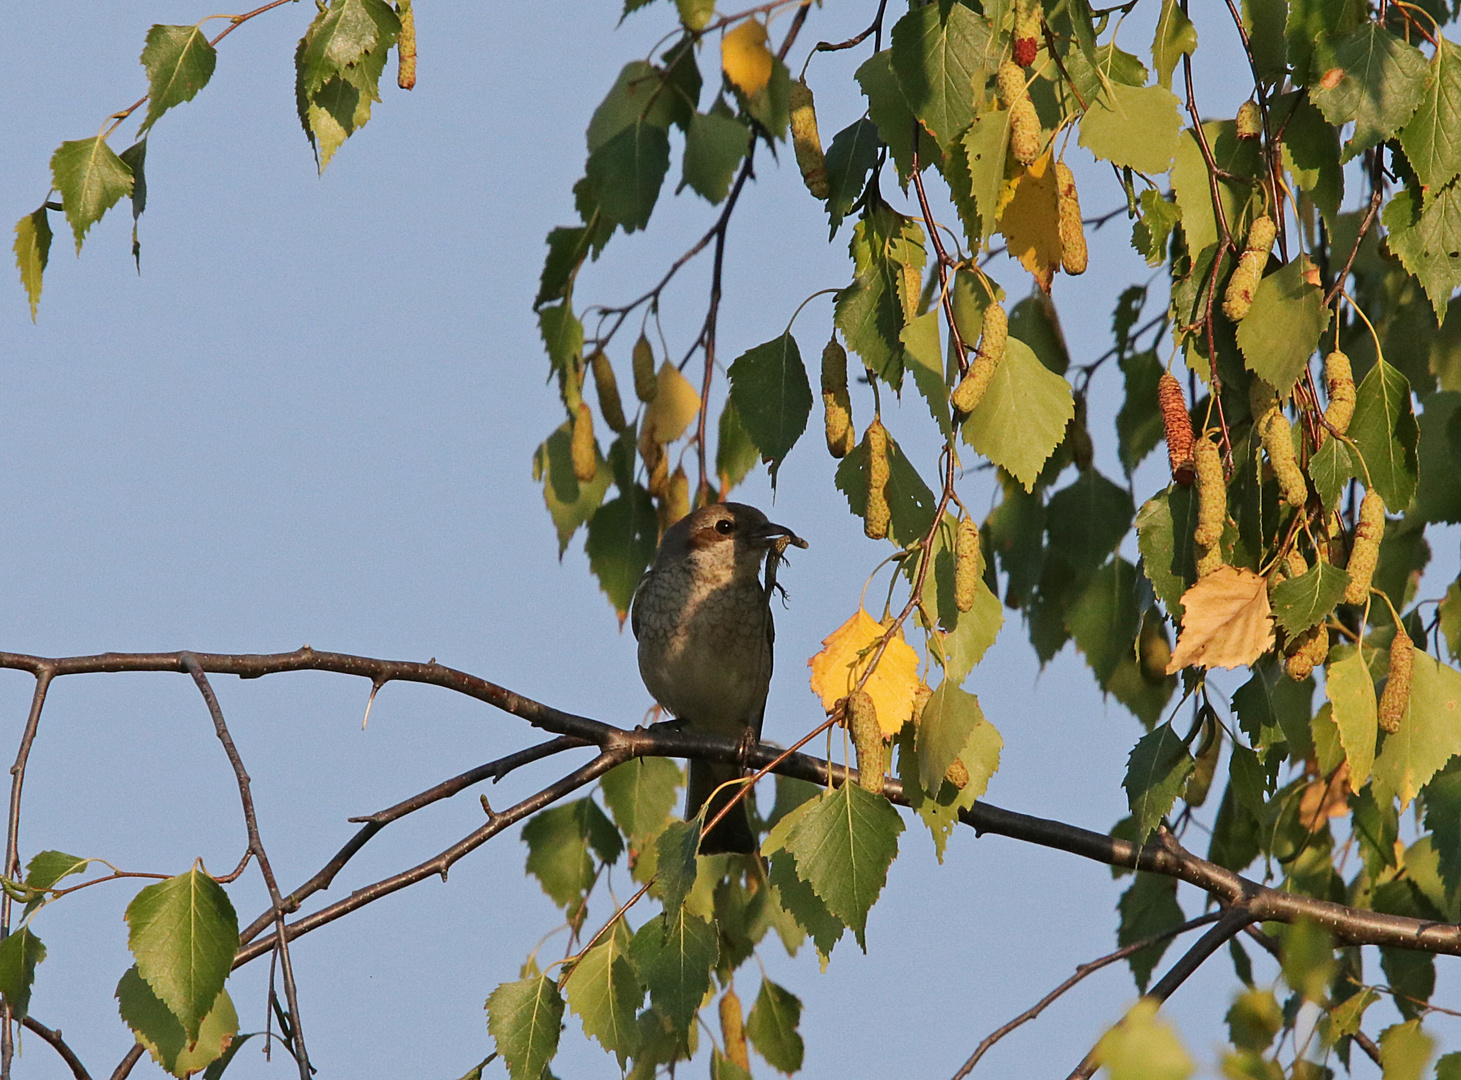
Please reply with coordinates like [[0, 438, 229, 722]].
[[19, 1017, 91, 1080], [181, 654, 311, 1080], [951, 912, 1222, 1078], [1065, 904, 1254, 1080]]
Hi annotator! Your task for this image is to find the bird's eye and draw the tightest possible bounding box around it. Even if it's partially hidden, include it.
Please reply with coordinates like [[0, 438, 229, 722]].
[[715, 519, 735, 535]]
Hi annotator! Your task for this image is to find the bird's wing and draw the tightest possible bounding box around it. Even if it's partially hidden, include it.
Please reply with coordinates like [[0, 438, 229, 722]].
[[629, 566, 652, 640]]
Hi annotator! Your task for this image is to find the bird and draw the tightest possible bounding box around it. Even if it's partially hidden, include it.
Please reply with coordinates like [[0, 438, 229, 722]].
[[631, 502, 806, 854]]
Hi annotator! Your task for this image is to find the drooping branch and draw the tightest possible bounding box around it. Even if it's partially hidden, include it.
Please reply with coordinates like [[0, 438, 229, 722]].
[[19, 1016, 91, 1080]]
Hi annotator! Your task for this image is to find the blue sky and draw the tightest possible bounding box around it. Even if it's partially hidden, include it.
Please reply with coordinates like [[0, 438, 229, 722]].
[[2, 3, 1454, 1078]]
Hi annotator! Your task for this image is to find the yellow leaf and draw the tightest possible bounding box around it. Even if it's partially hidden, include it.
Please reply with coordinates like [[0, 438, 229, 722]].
[[643, 361, 701, 444], [1165, 566, 1275, 672], [722, 20, 772, 98], [808, 608, 921, 736], [997, 149, 1061, 293]]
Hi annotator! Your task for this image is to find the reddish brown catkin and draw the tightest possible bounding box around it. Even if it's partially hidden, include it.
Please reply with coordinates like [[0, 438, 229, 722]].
[[954, 518, 982, 613], [590, 350, 627, 433], [864, 419, 891, 540], [1323, 350, 1355, 440], [821, 339, 855, 458], [789, 80, 829, 200], [1158, 372, 1195, 483], [1012, 0, 1041, 67], [951, 300, 1007, 414], [997, 62, 1041, 165], [847, 690, 885, 794], [1055, 162, 1087, 275], [1343, 489, 1385, 604], [1222, 215, 1277, 323], [1377, 626, 1413, 734]]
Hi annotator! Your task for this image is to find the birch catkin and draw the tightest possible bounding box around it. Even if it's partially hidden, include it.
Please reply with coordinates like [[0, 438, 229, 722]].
[[954, 518, 982, 613], [997, 62, 1041, 165], [1251, 379, 1307, 508], [1377, 626, 1413, 734], [632, 333, 658, 403], [789, 80, 829, 200], [847, 690, 884, 794], [821, 339, 855, 458], [590, 350, 627, 433], [951, 300, 1006, 414], [1343, 490, 1385, 604], [1323, 350, 1355, 439], [864, 419, 890, 540], [1158, 372, 1195, 483], [1222, 215, 1276, 323], [1055, 161, 1087, 275], [571, 403, 596, 483]]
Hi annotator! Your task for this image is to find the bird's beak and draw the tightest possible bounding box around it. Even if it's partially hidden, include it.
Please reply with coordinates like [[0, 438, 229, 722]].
[[750, 520, 809, 550]]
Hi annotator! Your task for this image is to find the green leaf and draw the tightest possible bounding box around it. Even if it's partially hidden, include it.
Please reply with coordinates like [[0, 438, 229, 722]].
[[903, 310, 952, 440], [1346, 357, 1419, 511], [50, 137, 133, 253], [1078, 83, 1182, 175], [1235, 257, 1330, 397], [486, 976, 564, 1080], [715, 397, 759, 494], [118, 139, 147, 268], [522, 798, 620, 910], [1373, 649, 1461, 808], [1117, 872, 1183, 992], [824, 119, 879, 236], [962, 336, 1075, 493], [834, 430, 937, 548], [1171, 121, 1262, 256], [1009, 292, 1071, 376], [13, 208, 51, 322], [1242, 0, 1287, 84], [889, 2, 989, 147], [536, 226, 590, 310], [586, 120, 671, 233], [116, 968, 237, 1078], [765, 853, 843, 962], [1136, 488, 1198, 619], [1229, 743, 1268, 820], [588, 61, 677, 151], [533, 421, 610, 555], [1325, 646, 1378, 791], [681, 110, 747, 204], [1416, 391, 1461, 523], [1423, 766, 1461, 892], [124, 868, 238, 1044], [835, 203, 925, 386], [23, 849, 88, 898], [1124, 722, 1195, 839], [1384, 184, 1461, 324], [564, 924, 641, 1063], [1309, 23, 1428, 163], [1401, 39, 1461, 191], [1066, 558, 1141, 685], [1308, 435, 1353, 514], [0, 927, 45, 1019], [1150, 0, 1197, 90], [1116, 350, 1164, 472], [913, 515, 1003, 685], [915, 680, 981, 795], [600, 757, 681, 843], [1380, 943, 1435, 1021], [299, 74, 372, 172], [586, 487, 657, 618], [1280, 93, 1343, 229], [1328, 986, 1379, 1041], [959, 107, 1011, 243], [139, 24, 217, 133], [1045, 471, 1135, 573], [629, 906, 717, 1033], [1270, 561, 1350, 636], [1233, 653, 1314, 753], [653, 818, 700, 913], [728, 332, 812, 486], [746, 979, 804, 1073], [1378, 1019, 1436, 1080], [1226, 987, 1282, 1053], [1132, 190, 1181, 267], [1280, 917, 1333, 1001], [783, 783, 903, 947], [1093, 997, 1194, 1080], [296, 0, 399, 99], [855, 50, 919, 181]]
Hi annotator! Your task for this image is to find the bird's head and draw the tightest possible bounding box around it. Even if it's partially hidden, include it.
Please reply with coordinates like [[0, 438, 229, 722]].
[[656, 502, 807, 580]]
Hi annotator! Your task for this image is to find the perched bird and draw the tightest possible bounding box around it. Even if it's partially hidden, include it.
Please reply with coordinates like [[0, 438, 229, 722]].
[[632, 502, 806, 854]]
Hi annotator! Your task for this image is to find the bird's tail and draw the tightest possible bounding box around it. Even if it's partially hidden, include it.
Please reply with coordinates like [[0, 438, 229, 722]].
[[686, 759, 757, 855]]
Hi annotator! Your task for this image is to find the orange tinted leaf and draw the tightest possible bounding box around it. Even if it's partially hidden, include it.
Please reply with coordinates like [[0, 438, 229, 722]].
[[808, 608, 920, 736], [997, 150, 1060, 292], [722, 20, 772, 98], [1165, 566, 1274, 672]]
